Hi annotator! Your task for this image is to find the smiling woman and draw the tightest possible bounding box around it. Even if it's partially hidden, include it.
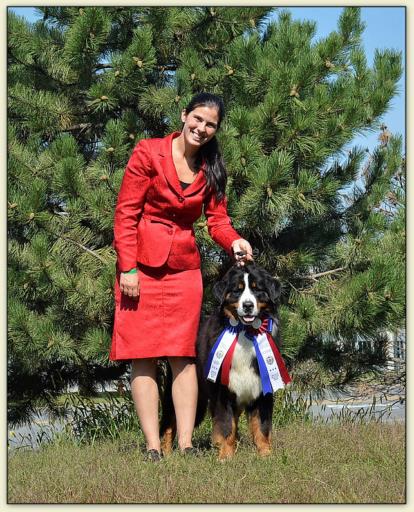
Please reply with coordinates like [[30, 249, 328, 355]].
[[110, 92, 253, 460], [172, 93, 226, 199], [173, 104, 220, 184]]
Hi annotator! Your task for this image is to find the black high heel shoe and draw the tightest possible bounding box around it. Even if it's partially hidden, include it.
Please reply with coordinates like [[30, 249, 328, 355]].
[[146, 449, 162, 462], [181, 447, 198, 456]]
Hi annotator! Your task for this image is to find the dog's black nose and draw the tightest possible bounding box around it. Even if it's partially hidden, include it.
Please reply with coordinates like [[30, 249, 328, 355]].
[[242, 300, 254, 312]]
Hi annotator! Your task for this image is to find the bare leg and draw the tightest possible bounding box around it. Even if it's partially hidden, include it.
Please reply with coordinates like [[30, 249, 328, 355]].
[[168, 357, 198, 451], [130, 358, 160, 451]]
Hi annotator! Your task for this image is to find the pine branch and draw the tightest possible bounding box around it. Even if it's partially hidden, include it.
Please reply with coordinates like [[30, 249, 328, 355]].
[[94, 63, 178, 72], [61, 235, 108, 264], [286, 280, 300, 292], [94, 63, 113, 70], [47, 228, 108, 264], [305, 266, 346, 281], [62, 123, 104, 133], [158, 64, 177, 71], [9, 52, 78, 87]]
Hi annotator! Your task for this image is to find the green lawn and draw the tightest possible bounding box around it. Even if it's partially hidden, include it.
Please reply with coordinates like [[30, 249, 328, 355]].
[[8, 421, 405, 504]]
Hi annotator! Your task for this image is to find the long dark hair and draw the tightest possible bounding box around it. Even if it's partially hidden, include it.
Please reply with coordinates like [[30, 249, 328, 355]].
[[184, 93, 227, 202]]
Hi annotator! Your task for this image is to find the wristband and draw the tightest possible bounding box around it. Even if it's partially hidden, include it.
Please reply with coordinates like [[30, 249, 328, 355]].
[[122, 268, 137, 274]]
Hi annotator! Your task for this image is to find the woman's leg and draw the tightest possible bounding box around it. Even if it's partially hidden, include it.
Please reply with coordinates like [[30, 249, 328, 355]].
[[168, 357, 198, 451], [130, 358, 160, 451]]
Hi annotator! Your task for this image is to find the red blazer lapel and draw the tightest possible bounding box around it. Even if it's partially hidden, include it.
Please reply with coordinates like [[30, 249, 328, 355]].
[[183, 167, 207, 197], [157, 132, 183, 197], [157, 132, 207, 198]]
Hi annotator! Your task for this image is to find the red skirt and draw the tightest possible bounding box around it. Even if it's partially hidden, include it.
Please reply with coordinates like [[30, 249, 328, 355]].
[[110, 264, 203, 360]]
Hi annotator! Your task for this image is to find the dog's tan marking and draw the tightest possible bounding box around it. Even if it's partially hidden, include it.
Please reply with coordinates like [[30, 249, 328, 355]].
[[248, 410, 272, 456], [223, 305, 238, 321], [160, 425, 176, 456], [212, 416, 238, 460]]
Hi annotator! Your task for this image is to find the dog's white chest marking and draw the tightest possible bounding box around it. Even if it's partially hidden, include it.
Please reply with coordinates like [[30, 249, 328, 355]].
[[228, 331, 262, 405]]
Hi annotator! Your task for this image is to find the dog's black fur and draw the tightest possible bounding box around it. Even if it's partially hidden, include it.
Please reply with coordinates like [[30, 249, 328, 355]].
[[160, 263, 282, 459]]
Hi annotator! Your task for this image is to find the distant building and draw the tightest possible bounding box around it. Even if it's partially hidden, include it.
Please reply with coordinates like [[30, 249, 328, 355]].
[[386, 328, 406, 371]]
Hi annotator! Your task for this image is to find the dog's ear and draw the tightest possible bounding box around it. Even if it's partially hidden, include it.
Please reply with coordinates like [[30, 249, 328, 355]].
[[213, 279, 228, 303], [268, 276, 281, 303]]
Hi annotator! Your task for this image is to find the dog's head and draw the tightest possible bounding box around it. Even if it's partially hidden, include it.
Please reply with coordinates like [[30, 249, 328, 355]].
[[213, 263, 281, 325]]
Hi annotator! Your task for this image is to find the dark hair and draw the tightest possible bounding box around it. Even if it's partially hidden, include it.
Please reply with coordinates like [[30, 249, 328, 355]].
[[184, 92, 227, 202]]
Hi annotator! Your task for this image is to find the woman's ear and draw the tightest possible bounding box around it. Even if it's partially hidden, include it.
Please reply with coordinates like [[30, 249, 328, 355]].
[[180, 109, 187, 123]]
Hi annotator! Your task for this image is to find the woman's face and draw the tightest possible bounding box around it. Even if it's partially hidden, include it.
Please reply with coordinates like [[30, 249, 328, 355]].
[[181, 105, 219, 148]]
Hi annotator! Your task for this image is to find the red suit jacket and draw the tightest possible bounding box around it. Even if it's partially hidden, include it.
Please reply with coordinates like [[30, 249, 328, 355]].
[[113, 131, 241, 271]]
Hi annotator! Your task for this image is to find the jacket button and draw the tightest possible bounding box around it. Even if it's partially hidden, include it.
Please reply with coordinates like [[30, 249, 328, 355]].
[[168, 228, 173, 235], [178, 197, 184, 203]]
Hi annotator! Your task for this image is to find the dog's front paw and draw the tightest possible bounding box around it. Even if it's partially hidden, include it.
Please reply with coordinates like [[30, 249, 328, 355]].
[[218, 445, 236, 461], [257, 445, 272, 457]]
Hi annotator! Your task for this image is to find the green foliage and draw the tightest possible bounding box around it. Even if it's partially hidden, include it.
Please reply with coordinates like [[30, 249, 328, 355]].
[[8, 6, 405, 423], [63, 393, 139, 444]]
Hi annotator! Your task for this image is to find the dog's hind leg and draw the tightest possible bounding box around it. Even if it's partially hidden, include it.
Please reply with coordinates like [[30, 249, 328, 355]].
[[158, 361, 176, 455], [246, 393, 273, 456]]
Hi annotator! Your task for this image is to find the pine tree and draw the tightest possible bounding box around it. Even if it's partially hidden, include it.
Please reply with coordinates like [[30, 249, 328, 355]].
[[8, 7, 404, 423]]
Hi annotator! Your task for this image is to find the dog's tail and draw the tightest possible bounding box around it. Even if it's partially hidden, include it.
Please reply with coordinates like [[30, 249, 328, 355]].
[[158, 360, 176, 454], [194, 391, 208, 429], [194, 362, 209, 428]]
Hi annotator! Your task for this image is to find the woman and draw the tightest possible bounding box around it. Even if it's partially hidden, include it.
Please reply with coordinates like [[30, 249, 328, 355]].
[[110, 92, 253, 460]]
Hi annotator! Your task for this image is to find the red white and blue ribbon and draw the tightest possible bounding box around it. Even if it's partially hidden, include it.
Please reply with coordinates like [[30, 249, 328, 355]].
[[205, 316, 291, 395]]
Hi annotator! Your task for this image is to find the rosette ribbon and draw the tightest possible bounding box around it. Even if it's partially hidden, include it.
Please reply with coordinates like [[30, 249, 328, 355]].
[[205, 316, 291, 395]]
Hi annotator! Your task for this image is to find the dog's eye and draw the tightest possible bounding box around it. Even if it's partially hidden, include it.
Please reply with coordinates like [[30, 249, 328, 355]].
[[238, 283, 244, 290], [227, 288, 243, 299]]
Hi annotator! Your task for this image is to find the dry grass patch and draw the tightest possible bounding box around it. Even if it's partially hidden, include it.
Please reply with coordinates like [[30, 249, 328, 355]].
[[8, 421, 405, 504]]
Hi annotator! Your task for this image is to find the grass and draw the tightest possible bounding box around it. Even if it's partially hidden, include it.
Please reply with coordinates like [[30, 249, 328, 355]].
[[8, 419, 405, 504]]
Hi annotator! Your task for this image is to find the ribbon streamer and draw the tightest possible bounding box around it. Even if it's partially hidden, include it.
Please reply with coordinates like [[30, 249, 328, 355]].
[[205, 316, 291, 395]]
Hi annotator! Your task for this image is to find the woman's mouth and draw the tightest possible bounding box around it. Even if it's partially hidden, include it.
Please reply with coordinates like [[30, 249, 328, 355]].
[[190, 131, 205, 142]]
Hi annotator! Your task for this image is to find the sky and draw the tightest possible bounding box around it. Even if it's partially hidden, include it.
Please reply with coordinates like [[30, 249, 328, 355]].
[[9, 6, 406, 155]]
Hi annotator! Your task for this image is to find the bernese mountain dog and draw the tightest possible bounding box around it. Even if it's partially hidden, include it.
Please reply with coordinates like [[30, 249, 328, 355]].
[[160, 262, 291, 460]]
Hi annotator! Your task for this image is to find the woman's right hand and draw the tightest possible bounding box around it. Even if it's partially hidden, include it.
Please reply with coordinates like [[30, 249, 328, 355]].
[[119, 272, 140, 299]]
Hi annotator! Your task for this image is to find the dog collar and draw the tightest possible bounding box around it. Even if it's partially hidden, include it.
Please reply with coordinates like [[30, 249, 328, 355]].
[[229, 317, 263, 329]]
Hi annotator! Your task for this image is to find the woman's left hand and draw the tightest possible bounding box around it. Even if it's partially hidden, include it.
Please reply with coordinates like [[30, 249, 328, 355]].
[[231, 239, 254, 266]]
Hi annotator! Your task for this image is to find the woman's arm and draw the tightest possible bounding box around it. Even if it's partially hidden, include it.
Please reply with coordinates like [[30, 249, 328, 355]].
[[113, 140, 153, 272], [204, 192, 253, 264]]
